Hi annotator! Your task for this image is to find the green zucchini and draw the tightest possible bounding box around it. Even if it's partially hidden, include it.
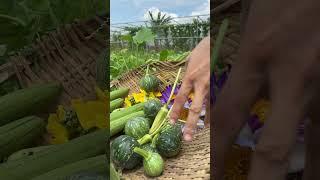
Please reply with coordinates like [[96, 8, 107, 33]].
[[156, 123, 182, 158], [111, 135, 142, 170], [144, 99, 162, 122], [111, 111, 144, 136], [110, 98, 124, 112], [0, 83, 62, 126], [110, 88, 129, 101], [0, 116, 46, 160], [110, 102, 145, 121], [7, 145, 54, 162], [133, 147, 164, 177], [125, 117, 150, 139], [31, 155, 107, 180], [0, 129, 108, 180]]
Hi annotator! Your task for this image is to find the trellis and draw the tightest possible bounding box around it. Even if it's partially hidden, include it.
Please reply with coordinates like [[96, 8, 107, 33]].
[[110, 14, 210, 51]]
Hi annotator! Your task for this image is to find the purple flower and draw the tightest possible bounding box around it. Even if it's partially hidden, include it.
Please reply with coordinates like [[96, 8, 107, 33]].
[[160, 84, 181, 104], [248, 115, 263, 133]]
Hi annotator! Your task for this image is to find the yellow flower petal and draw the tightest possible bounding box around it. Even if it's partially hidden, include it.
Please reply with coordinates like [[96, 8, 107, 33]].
[[124, 97, 132, 107], [47, 114, 69, 144], [133, 93, 145, 103], [155, 91, 162, 97]]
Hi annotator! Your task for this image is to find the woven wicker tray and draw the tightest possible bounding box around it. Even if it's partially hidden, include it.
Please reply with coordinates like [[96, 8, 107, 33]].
[[111, 61, 211, 180]]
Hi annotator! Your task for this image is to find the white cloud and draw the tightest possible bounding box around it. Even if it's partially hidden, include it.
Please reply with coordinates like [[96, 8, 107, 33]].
[[190, 0, 210, 16]]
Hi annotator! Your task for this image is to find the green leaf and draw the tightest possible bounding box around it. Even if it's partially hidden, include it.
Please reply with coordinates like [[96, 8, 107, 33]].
[[120, 34, 133, 42], [159, 49, 169, 61], [133, 28, 155, 45]]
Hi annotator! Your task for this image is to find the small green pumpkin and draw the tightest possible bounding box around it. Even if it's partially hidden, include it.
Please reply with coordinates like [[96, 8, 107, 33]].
[[156, 123, 182, 158], [125, 117, 150, 139], [139, 75, 160, 93], [111, 135, 142, 169], [144, 99, 162, 123], [139, 65, 160, 93]]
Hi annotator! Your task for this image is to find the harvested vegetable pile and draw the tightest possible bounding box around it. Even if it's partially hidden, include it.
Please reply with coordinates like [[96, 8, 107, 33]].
[[0, 49, 109, 180], [110, 65, 207, 178]]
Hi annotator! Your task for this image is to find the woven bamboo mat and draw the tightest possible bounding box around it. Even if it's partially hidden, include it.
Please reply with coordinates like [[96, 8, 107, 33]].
[[8, 15, 107, 107], [110, 60, 210, 179]]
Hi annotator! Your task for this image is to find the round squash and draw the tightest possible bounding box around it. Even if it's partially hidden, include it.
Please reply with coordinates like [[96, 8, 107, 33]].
[[111, 135, 142, 170], [125, 117, 150, 139], [139, 75, 160, 93], [156, 123, 182, 158], [144, 99, 162, 122]]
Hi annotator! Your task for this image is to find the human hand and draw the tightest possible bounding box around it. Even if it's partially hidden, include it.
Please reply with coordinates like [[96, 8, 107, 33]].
[[169, 36, 210, 141], [213, 0, 320, 179]]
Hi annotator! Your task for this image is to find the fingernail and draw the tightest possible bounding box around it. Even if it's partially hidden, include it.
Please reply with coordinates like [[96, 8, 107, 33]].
[[184, 134, 192, 141]]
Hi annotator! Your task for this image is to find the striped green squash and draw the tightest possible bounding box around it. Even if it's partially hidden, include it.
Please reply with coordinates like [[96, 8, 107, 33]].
[[124, 117, 150, 139], [139, 74, 160, 93]]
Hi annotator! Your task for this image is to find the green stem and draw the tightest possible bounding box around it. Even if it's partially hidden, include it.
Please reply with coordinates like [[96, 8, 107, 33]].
[[138, 134, 153, 145], [166, 68, 182, 107], [0, 14, 26, 27], [211, 19, 229, 73], [151, 133, 159, 148], [149, 107, 168, 134], [134, 147, 150, 160], [146, 65, 150, 75]]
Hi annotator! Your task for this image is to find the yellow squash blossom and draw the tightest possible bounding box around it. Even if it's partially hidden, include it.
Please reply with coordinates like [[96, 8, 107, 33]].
[[47, 114, 69, 144], [124, 96, 132, 107], [72, 99, 107, 130]]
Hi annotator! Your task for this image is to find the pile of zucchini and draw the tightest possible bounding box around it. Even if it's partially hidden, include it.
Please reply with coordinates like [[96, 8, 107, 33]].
[[111, 67, 184, 177]]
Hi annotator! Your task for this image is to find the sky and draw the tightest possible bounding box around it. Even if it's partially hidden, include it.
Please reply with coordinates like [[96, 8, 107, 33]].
[[110, 0, 210, 26]]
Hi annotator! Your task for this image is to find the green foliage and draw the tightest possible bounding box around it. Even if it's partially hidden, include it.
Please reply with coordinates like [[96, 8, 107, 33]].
[[0, 0, 106, 62], [133, 28, 155, 45], [110, 49, 188, 80]]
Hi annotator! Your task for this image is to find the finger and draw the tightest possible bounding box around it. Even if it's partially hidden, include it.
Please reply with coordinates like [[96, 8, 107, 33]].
[[303, 90, 320, 180], [248, 68, 306, 180], [183, 88, 207, 141], [204, 94, 211, 128], [212, 57, 264, 179], [169, 77, 192, 123]]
